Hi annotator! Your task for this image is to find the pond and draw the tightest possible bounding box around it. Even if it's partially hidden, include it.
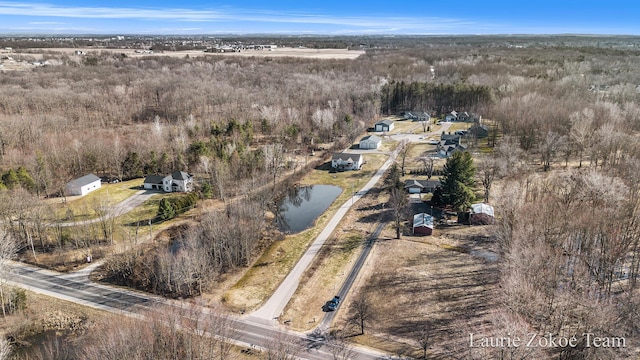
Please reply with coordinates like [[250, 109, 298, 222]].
[[275, 184, 343, 234]]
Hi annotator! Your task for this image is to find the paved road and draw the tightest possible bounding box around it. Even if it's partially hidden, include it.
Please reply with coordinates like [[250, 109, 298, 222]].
[[4, 261, 387, 360], [250, 148, 400, 324], [317, 221, 387, 330]]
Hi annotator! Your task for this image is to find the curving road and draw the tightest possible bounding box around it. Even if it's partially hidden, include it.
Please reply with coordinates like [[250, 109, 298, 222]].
[[56, 190, 159, 227], [3, 261, 386, 360], [2, 122, 452, 358]]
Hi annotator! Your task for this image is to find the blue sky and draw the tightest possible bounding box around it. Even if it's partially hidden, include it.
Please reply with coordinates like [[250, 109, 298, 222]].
[[0, 1, 638, 35]]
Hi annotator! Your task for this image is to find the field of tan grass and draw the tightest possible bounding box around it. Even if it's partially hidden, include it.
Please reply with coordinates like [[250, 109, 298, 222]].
[[23, 47, 365, 60], [333, 225, 499, 358]]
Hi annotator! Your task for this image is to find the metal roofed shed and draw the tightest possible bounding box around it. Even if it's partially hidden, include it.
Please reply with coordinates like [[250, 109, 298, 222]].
[[65, 174, 101, 196], [413, 213, 434, 236], [470, 203, 495, 225]]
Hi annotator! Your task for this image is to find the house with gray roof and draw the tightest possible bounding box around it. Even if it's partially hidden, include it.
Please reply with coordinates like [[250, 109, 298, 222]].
[[331, 153, 363, 171], [144, 171, 194, 193], [65, 174, 101, 196], [404, 179, 440, 194]]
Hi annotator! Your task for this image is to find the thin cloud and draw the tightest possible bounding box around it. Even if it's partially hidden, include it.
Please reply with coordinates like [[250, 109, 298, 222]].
[[28, 21, 65, 25], [0, 1, 489, 32]]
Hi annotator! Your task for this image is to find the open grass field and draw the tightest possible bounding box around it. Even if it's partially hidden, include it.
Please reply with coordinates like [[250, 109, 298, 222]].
[[46, 179, 143, 222], [222, 154, 388, 312], [21, 47, 365, 60]]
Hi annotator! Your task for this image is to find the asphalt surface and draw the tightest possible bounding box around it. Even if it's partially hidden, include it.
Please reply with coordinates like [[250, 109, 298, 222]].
[[57, 190, 158, 227], [2, 123, 453, 358], [4, 261, 387, 360], [318, 221, 387, 330], [250, 146, 400, 323]]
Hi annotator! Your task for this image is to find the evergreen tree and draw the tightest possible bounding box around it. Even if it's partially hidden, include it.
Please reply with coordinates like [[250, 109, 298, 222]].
[[158, 198, 176, 221], [16, 167, 36, 192], [384, 164, 403, 191], [2, 169, 19, 190], [439, 151, 476, 212]]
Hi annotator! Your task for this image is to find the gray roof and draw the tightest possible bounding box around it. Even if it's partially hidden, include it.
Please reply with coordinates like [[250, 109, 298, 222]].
[[171, 171, 191, 181], [440, 133, 461, 142], [332, 153, 363, 162], [376, 119, 394, 126], [144, 175, 165, 184], [413, 213, 434, 228], [67, 174, 100, 187], [360, 135, 382, 143], [404, 179, 440, 189]]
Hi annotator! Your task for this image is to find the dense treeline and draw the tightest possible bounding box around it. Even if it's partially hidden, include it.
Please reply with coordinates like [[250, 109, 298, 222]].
[[381, 81, 493, 115], [103, 200, 264, 298], [3, 36, 640, 358], [0, 52, 381, 197]]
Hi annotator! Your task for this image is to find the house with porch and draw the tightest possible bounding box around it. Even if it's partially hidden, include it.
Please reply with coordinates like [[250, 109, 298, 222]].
[[144, 171, 194, 192], [331, 153, 363, 171]]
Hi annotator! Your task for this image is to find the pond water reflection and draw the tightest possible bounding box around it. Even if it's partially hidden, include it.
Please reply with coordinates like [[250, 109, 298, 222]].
[[275, 185, 342, 233]]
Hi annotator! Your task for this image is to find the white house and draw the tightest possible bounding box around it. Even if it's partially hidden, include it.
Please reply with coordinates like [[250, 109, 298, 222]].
[[144, 171, 194, 193], [65, 174, 101, 196], [359, 135, 382, 150], [374, 119, 394, 132], [331, 153, 363, 171]]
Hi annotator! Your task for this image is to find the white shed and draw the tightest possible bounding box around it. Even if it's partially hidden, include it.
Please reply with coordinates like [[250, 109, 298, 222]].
[[65, 174, 101, 196]]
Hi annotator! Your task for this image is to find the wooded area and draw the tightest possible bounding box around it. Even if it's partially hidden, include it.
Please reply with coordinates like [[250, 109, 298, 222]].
[[2, 34, 640, 358]]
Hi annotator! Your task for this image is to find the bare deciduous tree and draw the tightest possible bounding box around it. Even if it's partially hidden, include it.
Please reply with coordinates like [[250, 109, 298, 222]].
[[0, 229, 17, 318], [388, 187, 408, 239], [263, 143, 285, 188], [348, 292, 373, 335]]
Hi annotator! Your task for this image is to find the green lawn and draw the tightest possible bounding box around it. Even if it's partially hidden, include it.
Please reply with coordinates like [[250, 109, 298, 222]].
[[48, 178, 144, 221]]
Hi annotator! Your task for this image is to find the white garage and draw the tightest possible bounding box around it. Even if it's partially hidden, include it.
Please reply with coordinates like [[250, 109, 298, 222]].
[[359, 135, 382, 150], [65, 174, 101, 197]]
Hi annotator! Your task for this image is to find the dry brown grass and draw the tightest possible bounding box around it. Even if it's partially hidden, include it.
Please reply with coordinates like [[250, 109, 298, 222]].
[[280, 185, 386, 330], [0, 288, 106, 354], [223, 154, 388, 312], [22, 47, 365, 60], [333, 224, 499, 358]]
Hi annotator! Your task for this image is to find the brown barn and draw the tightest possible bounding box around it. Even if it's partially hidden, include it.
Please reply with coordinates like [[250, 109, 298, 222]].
[[413, 213, 434, 236]]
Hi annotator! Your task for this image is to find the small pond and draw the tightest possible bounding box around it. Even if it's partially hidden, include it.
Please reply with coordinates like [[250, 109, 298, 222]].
[[275, 184, 342, 233]]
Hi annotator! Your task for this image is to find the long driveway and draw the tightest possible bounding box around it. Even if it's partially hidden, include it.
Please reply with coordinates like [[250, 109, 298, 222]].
[[57, 190, 158, 227], [249, 147, 399, 324], [317, 220, 387, 330]]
